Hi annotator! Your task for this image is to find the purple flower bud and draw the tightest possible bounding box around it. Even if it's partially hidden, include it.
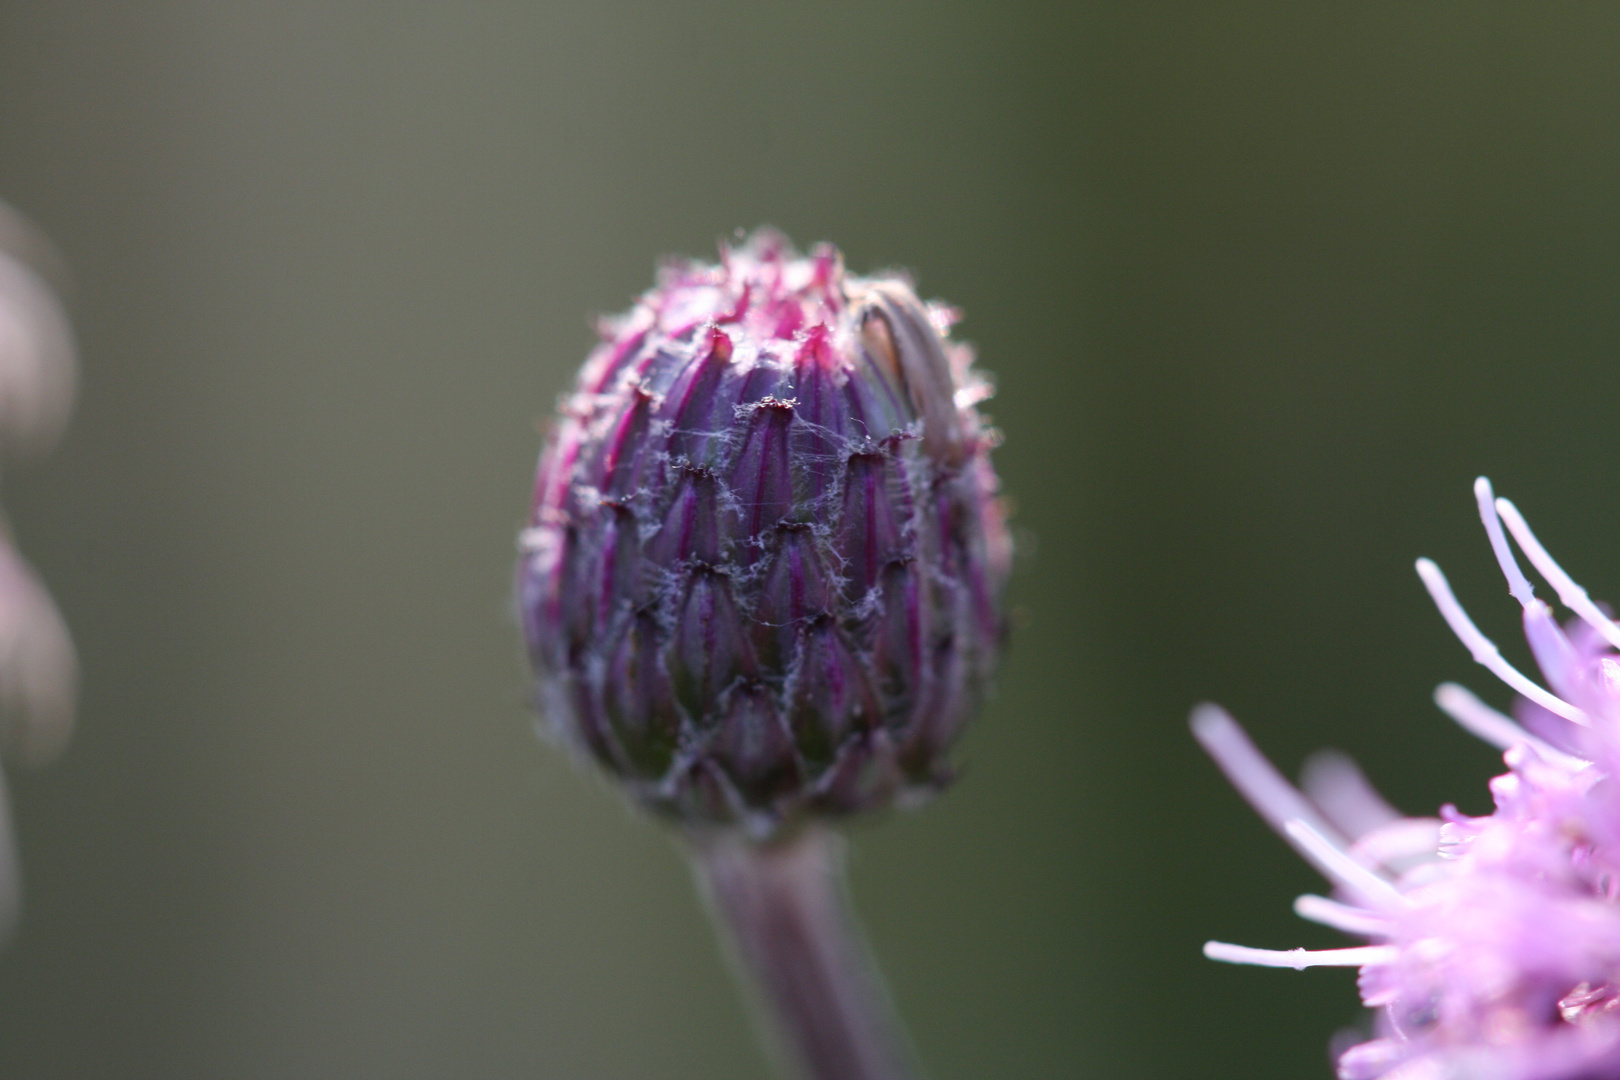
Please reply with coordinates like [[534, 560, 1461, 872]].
[[518, 232, 1010, 835]]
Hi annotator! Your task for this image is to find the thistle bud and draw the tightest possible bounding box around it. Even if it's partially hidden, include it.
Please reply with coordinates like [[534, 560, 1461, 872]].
[[518, 233, 1009, 835]]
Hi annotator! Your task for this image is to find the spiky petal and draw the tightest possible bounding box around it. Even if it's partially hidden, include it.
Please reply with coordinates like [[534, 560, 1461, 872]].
[[1200, 478, 1620, 1080]]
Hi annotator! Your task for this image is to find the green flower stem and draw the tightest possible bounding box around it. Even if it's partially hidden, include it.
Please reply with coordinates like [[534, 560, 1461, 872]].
[[689, 826, 922, 1080]]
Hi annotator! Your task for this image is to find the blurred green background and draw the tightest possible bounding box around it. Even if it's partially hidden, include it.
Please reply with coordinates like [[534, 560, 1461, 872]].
[[0, 3, 1618, 1077]]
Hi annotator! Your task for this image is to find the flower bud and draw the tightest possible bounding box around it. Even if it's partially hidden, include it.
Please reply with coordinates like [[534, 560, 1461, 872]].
[[518, 232, 1010, 835]]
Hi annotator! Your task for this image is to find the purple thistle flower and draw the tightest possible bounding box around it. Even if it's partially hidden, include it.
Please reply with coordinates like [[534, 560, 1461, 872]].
[[1198, 477, 1620, 1080], [518, 231, 1010, 837]]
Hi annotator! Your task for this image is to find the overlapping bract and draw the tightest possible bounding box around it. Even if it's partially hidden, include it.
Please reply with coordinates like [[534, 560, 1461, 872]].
[[1199, 481, 1620, 1080], [519, 234, 1009, 835]]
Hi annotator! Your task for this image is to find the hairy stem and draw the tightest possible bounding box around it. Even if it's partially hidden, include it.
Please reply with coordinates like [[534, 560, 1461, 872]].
[[689, 826, 922, 1080]]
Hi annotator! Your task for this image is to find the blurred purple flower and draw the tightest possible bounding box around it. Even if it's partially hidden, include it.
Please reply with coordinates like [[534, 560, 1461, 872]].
[[518, 231, 1009, 836], [1198, 477, 1620, 1080], [0, 201, 79, 934]]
